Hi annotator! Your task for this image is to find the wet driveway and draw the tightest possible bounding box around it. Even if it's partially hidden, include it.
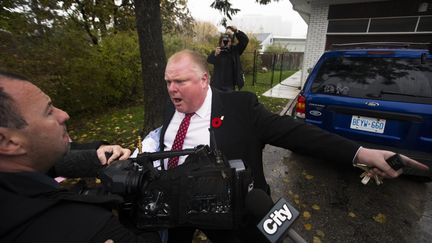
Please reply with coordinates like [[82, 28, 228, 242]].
[[263, 145, 432, 243]]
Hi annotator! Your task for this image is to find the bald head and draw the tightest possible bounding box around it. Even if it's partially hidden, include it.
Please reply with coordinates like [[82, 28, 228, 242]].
[[168, 49, 209, 78]]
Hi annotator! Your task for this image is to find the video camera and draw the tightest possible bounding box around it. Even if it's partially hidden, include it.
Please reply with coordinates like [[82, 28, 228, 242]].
[[220, 34, 232, 52], [98, 145, 253, 230]]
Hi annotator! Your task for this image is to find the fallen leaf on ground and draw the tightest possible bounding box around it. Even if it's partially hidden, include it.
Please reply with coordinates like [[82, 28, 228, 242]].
[[373, 213, 386, 223], [316, 230, 325, 238], [313, 236, 322, 243], [303, 211, 311, 219], [304, 223, 312, 231]]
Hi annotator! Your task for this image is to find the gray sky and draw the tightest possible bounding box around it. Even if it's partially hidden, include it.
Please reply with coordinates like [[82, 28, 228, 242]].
[[187, 0, 308, 37]]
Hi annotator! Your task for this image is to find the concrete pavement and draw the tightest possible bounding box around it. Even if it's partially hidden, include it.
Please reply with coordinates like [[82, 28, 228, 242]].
[[262, 70, 302, 100], [262, 70, 302, 116]]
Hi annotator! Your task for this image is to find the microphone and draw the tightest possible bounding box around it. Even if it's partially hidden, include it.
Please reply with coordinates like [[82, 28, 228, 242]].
[[208, 128, 224, 164], [245, 189, 307, 243]]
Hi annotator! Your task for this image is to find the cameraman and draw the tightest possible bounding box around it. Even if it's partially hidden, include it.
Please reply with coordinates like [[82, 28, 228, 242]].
[[0, 71, 161, 243], [207, 26, 249, 91]]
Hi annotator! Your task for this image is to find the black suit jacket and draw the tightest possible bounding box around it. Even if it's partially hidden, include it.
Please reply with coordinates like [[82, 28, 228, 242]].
[[160, 88, 360, 193], [0, 148, 161, 243]]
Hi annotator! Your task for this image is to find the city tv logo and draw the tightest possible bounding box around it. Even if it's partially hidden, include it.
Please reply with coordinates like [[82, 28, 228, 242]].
[[257, 198, 299, 243]]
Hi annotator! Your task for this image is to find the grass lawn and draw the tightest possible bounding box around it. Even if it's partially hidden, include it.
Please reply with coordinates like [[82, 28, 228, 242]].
[[68, 70, 296, 149]]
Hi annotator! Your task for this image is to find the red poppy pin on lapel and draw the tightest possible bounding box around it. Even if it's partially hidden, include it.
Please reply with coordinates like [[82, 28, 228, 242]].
[[211, 116, 224, 129]]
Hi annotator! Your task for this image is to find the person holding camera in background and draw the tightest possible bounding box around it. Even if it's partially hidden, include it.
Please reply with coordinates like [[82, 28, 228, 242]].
[[0, 71, 161, 243], [207, 26, 249, 91]]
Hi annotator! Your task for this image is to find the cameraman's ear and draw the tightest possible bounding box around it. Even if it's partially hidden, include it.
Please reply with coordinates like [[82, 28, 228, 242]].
[[0, 128, 26, 155]]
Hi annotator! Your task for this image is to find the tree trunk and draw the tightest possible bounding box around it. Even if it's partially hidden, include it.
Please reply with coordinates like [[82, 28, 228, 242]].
[[134, 0, 168, 135]]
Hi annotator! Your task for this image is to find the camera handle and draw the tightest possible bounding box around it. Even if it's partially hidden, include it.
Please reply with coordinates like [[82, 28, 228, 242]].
[[131, 146, 209, 166]]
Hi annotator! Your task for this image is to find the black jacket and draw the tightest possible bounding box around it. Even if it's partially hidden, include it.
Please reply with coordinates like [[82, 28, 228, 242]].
[[0, 144, 161, 243], [160, 88, 360, 194], [207, 30, 249, 91]]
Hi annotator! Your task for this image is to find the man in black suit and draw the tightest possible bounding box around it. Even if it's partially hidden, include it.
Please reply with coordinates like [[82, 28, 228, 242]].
[[0, 71, 161, 243], [159, 49, 429, 242]]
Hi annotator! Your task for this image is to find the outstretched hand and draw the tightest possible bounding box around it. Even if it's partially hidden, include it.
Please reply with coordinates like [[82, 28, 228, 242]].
[[355, 147, 429, 179], [96, 145, 131, 165]]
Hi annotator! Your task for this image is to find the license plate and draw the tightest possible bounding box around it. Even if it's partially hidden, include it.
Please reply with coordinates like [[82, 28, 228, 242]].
[[350, 115, 386, 134]]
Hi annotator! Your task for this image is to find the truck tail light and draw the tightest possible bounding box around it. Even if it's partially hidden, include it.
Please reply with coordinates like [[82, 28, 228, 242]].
[[295, 94, 306, 119]]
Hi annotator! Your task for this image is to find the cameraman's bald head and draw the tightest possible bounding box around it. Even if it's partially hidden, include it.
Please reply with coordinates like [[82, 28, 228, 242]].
[[0, 71, 71, 172]]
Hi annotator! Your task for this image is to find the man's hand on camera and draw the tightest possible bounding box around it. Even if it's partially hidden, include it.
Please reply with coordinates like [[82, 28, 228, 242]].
[[215, 47, 221, 56], [97, 145, 131, 165], [226, 26, 237, 34]]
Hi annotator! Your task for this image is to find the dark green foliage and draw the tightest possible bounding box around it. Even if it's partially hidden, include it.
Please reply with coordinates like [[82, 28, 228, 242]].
[[58, 31, 143, 115], [0, 23, 143, 116], [1, 0, 280, 129], [0, 0, 193, 120]]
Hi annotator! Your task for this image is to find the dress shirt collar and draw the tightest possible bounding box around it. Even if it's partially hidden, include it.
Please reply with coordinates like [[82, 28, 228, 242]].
[[195, 88, 212, 119]]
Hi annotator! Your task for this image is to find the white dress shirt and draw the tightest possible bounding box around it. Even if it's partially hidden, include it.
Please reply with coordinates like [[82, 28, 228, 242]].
[[163, 88, 212, 168]]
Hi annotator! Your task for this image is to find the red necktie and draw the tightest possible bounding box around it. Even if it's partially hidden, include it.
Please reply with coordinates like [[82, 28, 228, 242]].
[[168, 113, 194, 169]]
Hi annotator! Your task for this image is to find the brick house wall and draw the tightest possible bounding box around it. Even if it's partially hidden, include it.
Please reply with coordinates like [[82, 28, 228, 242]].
[[301, 1, 329, 85]]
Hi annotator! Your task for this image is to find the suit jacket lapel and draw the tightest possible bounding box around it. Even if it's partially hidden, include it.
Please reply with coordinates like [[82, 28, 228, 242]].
[[160, 100, 175, 152], [210, 88, 225, 150]]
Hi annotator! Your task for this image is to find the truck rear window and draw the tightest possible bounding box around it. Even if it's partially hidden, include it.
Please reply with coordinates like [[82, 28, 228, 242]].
[[311, 56, 432, 104]]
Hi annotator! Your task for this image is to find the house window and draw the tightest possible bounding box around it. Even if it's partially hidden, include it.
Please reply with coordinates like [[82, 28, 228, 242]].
[[369, 17, 418, 32], [418, 16, 432, 31], [327, 16, 432, 34], [328, 19, 369, 33]]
